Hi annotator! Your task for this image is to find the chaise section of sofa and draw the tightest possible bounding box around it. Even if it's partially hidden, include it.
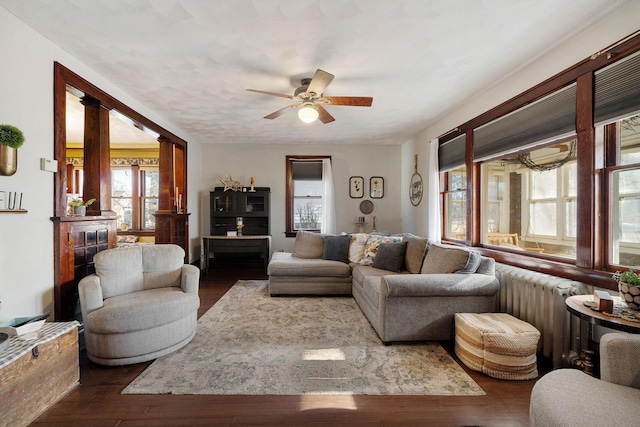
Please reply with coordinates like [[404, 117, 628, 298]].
[[268, 251, 352, 295]]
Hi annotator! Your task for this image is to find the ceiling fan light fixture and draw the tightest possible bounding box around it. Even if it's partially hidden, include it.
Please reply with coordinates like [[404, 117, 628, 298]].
[[298, 104, 319, 123]]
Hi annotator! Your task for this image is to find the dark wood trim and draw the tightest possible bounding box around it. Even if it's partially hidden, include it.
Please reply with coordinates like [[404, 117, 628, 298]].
[[575, 72, 595, 269], [458, 32, 640, 133], [285, 155, 330, 237]]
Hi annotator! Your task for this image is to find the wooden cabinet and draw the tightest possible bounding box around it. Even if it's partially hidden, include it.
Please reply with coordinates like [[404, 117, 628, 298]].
[[210, 187, 270, 236]]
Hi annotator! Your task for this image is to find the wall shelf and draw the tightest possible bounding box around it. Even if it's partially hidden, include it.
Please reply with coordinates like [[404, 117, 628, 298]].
[[0, 209, 27, 214]]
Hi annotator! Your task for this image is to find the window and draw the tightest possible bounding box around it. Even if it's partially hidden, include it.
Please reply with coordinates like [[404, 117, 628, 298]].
[[441, 166, 466, 240], [112, 165, 158, 231], [607, 114, 640, 268], [479, 140, 576, 258], [285, 156, 330, 236]]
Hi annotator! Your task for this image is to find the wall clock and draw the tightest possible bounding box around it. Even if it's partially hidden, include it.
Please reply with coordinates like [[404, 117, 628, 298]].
[[410, 154, 423, 206]]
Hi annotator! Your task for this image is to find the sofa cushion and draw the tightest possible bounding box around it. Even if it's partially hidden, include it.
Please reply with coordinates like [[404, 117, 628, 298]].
[[403, 234, 429, 274], [458, 250, 482, 274], [348, 233, 369, 263], [268, 252, 351, 277], [351, 264, 403, 286], [86, 287, 200, 334], [372, 242, 407, 272], [292, 230, 325, 259], [142, 244, 184, 290], [94, 246, 144, 299], [361, 235, 402, 266], [421, 243, 476, 274], [322, 234, 351, 263]]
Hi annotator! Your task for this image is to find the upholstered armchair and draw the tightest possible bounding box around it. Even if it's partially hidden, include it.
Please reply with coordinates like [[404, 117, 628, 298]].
[[530, 332, 640, 426], [78, 244, 200, 366]]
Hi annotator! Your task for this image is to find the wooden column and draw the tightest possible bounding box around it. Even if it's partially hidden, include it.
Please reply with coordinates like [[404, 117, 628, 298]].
[[575, 72, 596, 269], [81, 96, 113, 216]]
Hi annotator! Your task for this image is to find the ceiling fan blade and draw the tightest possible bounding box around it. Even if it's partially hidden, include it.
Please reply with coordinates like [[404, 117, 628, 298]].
[[246, 89, 293, 99], [263, 104, 299, 120], [323, 96, 373, 107], [306, 69, 334, 96], [316, 105, 335, 124]]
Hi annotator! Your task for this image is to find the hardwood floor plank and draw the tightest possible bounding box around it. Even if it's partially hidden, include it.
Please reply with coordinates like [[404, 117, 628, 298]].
[[31, 260, 545, 426]]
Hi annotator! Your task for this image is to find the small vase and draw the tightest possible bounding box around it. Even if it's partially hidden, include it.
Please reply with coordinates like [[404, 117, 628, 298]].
[[73, 206, 86, 216], [0, 144, 17, 176], [618, 282, 640, 310]]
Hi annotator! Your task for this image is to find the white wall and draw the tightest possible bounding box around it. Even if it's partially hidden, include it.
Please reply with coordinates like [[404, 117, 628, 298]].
[[196, 143, 402, 254], [0, 8, 197, 322], [401, 1, 640, 237]]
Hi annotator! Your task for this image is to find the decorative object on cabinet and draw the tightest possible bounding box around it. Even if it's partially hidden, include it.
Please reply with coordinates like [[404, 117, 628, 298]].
[[249, 176, 257, 192], [68, 197, 96, 216], [0, 124, 24, 176], [349, 176, 364, 198], [220, 175, 241, 192], [359, 199, 374, 214], [370, 176, 384, 198], [410, 155, 423, 206]]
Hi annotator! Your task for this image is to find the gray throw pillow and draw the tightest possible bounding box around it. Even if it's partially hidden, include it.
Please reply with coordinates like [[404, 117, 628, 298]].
[[322, 234, 351, 263], [457, 250, 482, 274], [292, 230, 325, 259], [420, 243, 470, 274], [372, 242, 408, 272], [402, 234, 429, 274]]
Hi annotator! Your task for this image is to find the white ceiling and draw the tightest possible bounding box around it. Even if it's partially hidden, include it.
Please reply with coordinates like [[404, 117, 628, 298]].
[[0, 0, 627, 145]]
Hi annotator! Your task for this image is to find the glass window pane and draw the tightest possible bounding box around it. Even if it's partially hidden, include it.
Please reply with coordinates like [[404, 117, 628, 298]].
[[449, 167, 466, 191], [294, 198, 322, 230], [621, 114, 640, 166], [530, 201, 556, 236], [445, 192, 466, 239], [113, 198, 132, 229], [144, 170, 159, 197], [112, 169, 132, 197], [486, 201, 501, 233], [294, 180, 322, 197], [143, 198, 158, 229], [531, 170, 556, 199], [565, 199, 577, 238]]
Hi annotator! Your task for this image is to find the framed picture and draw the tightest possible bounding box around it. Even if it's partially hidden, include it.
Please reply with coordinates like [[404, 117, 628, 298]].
[[349, 176, 364, 198], [370, 176, 384, 198]]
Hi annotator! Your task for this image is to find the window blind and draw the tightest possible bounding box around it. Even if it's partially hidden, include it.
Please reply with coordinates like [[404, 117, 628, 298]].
[[595, 51, 640, 126], [438, 134, 466, 172], [473, 83, 576, 161], [291, 160, 322, 181]]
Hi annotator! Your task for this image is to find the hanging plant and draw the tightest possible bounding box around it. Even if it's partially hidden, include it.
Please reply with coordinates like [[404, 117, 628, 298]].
[[0, 124, 25, 148]]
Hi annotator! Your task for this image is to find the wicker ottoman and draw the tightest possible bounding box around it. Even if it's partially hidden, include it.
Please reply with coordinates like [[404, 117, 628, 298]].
[[454, 313, 540, 380]]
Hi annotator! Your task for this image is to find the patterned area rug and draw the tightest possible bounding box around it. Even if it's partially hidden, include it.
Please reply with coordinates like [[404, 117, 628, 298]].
[[122, 280, 484, 395]]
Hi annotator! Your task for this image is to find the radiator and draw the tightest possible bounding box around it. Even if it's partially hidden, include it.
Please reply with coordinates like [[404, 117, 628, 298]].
[[495, 263, 592, 368]]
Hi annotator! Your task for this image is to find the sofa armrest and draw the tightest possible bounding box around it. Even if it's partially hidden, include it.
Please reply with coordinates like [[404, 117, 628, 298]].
[[181, 264, 200, 294], [600, 332, 640, 389], [382, 273, 499, 298], [78, 274, 104, 314]]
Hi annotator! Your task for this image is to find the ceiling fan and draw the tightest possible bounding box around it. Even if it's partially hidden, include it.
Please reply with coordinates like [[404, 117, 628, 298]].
[[246, 69, 373, 124]]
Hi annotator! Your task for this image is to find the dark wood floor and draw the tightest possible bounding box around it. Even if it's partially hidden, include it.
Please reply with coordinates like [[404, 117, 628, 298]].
[[32, 259, 549, 427]]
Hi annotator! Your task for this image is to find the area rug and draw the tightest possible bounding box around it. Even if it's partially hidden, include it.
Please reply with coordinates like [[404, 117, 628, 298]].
[[122, 280, 484, 396]]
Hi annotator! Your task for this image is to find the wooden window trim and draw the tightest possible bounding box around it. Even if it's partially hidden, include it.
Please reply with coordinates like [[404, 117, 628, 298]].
[[285, 155, 330, 237]]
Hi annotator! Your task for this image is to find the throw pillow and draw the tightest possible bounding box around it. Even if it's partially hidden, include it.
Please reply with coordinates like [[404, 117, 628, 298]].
[[402, 234, 429, 274], [457, 250, 482, 274], [360, 235, 402, 266], [372, 242, 408, 272], [420, 243, 471, 274], [348, 233, 369, 263], [322, 234, 351, 263], [292, 230, 325, 259]]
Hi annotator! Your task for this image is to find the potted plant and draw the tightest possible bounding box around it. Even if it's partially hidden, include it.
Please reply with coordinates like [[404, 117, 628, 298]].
[[0, 124, 25, 176], [68, 198, 96, 216], [612, 269, 640, 310]]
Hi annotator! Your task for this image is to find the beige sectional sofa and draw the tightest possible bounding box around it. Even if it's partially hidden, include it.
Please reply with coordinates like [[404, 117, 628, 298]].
[[267, 231, 500, 344]]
